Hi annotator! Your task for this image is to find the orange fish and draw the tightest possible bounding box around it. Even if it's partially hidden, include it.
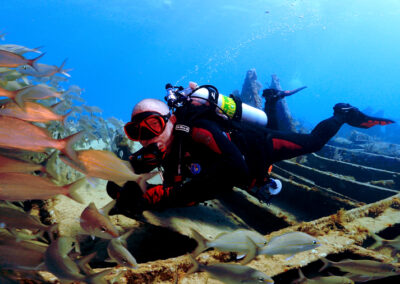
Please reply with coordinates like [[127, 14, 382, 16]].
[[0, 101, 70, 125], [0, 116, 82, 161], [0, 173, 85, 202], [60, 149, 158, 192], [0, 236, 47, 271], [0, 49, 44, 69], [80, 201, 119, 239], [0, 203, 58, 236], [0, 154, 44, 173]]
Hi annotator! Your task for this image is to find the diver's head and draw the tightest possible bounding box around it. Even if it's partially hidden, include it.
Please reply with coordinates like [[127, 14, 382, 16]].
[[124, 99, 175, 152]]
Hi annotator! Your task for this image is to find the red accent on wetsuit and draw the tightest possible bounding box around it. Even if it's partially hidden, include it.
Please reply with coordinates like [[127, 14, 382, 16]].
[[143, 185, 172, 205], [143, 184, 197, 207], [192, 127, 222, 154], [247, 178, 257, 192], [361, 119, 393, 128], [174, 176, 183, 183], [272, 138, 302, 151]]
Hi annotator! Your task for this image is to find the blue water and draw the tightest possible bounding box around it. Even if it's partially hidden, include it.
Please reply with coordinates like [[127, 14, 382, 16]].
[[2, 0, 400, 126]]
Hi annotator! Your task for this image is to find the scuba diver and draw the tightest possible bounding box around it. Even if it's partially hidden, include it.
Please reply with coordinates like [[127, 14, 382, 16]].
[[106, 82, 394, 218]]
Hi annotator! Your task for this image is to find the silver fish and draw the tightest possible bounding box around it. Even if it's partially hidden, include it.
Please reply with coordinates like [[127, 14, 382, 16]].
[[107, 229, 138, 268], [369, 232, 400, 251], [14, 83, 63, 108], [319, 257, 400, 277], [292, 268, 354, 284], [187, 254, 274, 284], [191, 228, 267, 257], [0, 69, 25, 81], [44, 237, 97, 281], [64, 84, 83, 95], [108, 117, 124, 128], [258, 231, 321, 259], [19, 58, 71, 77], [80, 200, 119, 239], [82, 104, 102, 114], [0, 44, 42, 55]]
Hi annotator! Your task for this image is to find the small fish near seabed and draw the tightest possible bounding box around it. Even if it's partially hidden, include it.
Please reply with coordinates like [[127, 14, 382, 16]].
[[190, 228, 267, 258], [80, 200, 119, 239], [186, 254, 274, 284], [59, 149, 158, 192], [0, 234, 48, 271], [0, 202, 58, 238], [319, 257, 400, 279], [369, 231, 400, 258], [256, 231, 321, 260], [292, 268, 354, 284], [107, 229, 138, 269], [44, 236, 112, 283]]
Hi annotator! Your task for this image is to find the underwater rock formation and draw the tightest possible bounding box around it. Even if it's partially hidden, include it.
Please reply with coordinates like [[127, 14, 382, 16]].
[[240, 68, 263, 109]]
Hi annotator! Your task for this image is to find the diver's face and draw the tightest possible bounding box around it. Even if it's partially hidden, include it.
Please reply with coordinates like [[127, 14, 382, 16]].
[[140, 116, 175, 154]]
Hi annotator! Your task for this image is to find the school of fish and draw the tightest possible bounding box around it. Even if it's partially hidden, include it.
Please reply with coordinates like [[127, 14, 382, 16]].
[[0, 42, 151, 283]]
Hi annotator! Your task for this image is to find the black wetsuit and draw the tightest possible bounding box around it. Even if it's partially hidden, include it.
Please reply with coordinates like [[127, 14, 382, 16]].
[[107, 106, 344, 215]]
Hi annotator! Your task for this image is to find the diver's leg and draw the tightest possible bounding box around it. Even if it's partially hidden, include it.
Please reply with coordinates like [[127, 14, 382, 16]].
[[266, 103, 394, 163], [266, 116, 343, 163]]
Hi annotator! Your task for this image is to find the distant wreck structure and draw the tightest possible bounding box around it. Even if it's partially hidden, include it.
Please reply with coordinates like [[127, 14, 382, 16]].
[[239, 68, 263, 109]]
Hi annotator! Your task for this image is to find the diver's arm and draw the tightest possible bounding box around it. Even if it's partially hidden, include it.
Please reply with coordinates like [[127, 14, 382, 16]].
[[128, 143, 162, 174], [106, 143, 161, 204]]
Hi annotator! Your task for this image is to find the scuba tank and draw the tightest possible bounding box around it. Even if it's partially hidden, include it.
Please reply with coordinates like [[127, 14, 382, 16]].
[[165, 83, 282, 203], [165, 83, 268, 127]]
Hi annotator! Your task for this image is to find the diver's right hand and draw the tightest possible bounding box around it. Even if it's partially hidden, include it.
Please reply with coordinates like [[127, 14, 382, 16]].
[[106, 181, 123, 200], [106, 181, 148, 217]]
